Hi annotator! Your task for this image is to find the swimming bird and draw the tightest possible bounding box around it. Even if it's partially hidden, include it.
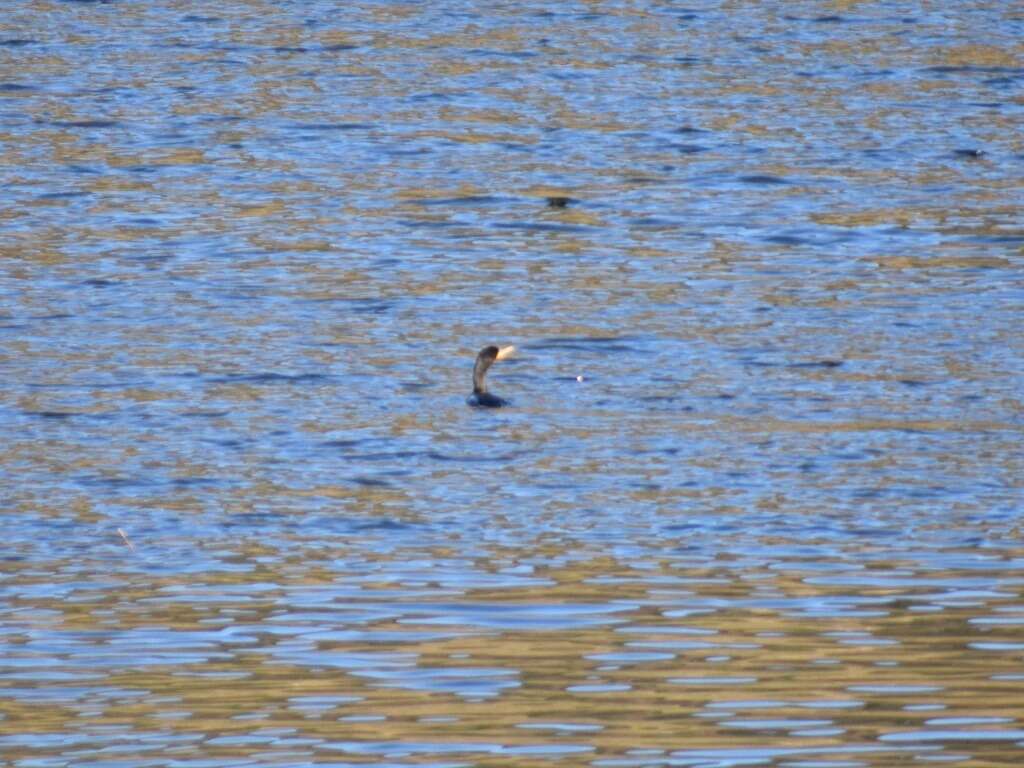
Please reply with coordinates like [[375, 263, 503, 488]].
[[468, 345, 515, 407]]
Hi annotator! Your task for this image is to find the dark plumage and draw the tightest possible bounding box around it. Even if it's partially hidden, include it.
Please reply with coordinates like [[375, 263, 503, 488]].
[[467, 345, 514, 408]]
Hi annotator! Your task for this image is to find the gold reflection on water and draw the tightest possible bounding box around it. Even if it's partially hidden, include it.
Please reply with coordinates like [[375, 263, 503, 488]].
[[3, 552, 1024, 764]]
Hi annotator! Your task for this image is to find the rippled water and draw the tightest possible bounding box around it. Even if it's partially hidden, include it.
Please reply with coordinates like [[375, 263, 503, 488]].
[[2, 1, 1023, 766]]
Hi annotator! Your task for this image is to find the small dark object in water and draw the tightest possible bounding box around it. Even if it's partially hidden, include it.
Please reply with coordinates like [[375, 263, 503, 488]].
[[546, 196, 571, 208], [954, 148, 985, 159], [468, 345, 515, 408]]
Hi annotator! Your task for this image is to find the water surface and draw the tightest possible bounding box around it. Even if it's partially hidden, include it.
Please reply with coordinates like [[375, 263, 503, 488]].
[[1, 1, 1023, 766]]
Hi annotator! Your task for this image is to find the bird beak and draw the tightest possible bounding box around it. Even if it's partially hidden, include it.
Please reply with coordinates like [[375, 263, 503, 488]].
[[496, 345, 516, 360]]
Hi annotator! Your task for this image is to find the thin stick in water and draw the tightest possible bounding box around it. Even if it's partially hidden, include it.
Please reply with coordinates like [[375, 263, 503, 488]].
[[117, 527, 135, 552]]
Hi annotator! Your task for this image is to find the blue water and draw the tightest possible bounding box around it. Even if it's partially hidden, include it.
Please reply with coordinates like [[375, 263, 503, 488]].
[[1, 1, 1023, 766]]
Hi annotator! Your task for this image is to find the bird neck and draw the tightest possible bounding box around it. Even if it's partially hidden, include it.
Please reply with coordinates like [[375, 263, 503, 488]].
[[472, 359, 491, 394]]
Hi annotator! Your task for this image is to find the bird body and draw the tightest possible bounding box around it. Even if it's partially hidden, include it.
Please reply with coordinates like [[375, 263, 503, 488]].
[[467, 390, 508, 408], [468, 345, 514, 408]]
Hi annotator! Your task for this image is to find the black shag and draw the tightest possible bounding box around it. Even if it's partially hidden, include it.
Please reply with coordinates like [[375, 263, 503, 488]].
[[467, 345, 514, 407]]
